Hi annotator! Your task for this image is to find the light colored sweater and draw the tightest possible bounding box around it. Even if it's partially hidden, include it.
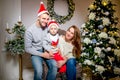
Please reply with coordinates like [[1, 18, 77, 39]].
[[24, 23, 48, 56], [58, 36, 75, 59]]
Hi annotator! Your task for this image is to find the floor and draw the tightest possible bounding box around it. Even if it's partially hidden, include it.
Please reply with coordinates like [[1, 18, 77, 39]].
[[23, 68, 34, 80]]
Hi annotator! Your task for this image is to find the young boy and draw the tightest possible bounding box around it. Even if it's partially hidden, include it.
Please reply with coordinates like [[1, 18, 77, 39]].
[[43, 19, 66, 73]]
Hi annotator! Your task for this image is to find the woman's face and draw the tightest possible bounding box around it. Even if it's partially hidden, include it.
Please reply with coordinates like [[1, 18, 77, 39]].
[[65, 27, 74, 41]]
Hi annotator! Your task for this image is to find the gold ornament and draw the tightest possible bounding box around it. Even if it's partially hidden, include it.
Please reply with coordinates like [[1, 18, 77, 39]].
[[117, 46, 120, 49], [111, 32, 114, 36], [85, 28, 89, 32], [96, 29, 99, 32], [114, 32, 118, 36], [102, 1, 107, 6], [89, 4, 95, 10], [111, 48, 114, 51], [103, 28, 107, 32], [103, 2, 107, 6], [108, 31, 111, 34], [108, 66, 111, 70]]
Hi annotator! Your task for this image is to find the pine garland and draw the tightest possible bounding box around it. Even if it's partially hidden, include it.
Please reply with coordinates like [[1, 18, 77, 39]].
[[5, 22, 25, 55], [47, 0, 75, 24]]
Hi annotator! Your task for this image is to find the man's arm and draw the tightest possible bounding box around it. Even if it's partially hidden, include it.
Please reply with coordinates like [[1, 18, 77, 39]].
[[43, 34, 52, 51], [24, 30, 53, 59]]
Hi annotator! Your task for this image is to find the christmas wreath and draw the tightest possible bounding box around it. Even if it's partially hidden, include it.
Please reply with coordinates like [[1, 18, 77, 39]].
[[47, 0, 75, 24]]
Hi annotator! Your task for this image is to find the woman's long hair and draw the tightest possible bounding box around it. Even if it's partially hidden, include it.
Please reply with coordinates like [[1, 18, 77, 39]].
[[67, 25, 81, 59]]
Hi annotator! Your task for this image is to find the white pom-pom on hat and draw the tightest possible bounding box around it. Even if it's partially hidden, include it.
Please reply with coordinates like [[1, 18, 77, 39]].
[[37, 2, 49, 16]]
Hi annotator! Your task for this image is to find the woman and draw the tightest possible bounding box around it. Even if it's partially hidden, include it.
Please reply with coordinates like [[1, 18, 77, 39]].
[[58, 25, 81, 80]]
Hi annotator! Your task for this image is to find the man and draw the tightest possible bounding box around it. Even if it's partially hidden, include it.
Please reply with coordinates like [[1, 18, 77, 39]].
[[24, 2, 57, 80]]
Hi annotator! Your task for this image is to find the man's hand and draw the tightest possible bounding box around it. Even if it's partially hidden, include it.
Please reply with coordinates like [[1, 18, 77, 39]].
[[40, 52, 54, 59]]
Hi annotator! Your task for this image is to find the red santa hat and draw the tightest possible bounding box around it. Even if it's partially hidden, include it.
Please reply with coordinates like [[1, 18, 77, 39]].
[[37, 2, 49, 16], [48, 19, 59, 29]]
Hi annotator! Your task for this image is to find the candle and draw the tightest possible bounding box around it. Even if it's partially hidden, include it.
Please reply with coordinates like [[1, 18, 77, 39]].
[[6, 23, 9, 29], [5, 37, 8, 43], [19, 16, 21, 21]]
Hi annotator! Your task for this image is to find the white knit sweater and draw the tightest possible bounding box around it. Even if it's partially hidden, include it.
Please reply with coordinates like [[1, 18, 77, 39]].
[[58, 36, 75, 59]]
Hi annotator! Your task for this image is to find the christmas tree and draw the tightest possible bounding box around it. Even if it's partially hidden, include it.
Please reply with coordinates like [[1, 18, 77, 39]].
[[79, 0, 120, 79], [5, 21, 25, 55]]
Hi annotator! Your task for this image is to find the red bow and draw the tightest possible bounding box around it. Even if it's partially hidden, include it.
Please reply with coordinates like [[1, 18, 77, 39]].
[[51, 39, 59, 47]]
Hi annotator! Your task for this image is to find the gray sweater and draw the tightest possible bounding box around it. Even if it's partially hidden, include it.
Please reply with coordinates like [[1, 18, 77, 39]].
[[24, 23, 48, 56]]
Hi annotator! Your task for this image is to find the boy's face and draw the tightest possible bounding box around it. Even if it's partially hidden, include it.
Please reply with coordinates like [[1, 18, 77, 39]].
[[49, 25, 58, 35]]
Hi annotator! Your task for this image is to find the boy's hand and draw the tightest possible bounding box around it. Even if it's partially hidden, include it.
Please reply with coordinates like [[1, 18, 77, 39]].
[[57, 48, 61, 55], [49, 50, 54, 57]]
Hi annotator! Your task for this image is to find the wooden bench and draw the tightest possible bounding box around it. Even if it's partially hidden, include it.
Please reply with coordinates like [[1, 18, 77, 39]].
[[42, 61, 82, 80]]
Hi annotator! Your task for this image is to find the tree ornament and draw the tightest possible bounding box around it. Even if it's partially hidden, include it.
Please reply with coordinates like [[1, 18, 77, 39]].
[[111, 32, 114, 36], [96, 29, 100, 33], [84, 28, 87, 31], [111, 48, 114, 51], [102, 1, 107, 6], [117, 46, 120, 49], [103, 28, 107, 32], [89, 4, 96, 10], [108, 31, 113, 36], [114, 32, 118, 36]]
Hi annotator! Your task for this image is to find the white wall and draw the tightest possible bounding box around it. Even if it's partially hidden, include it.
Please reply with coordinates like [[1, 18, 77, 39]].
[[0, 0, 2, 46], [0, 0, 120, 80], [21, 0, 93, 30], [0, 0, 21, 80]]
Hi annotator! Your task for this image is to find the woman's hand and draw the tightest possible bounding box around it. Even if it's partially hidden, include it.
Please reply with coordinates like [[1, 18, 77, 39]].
[[63, 56, 68, 61], [57, 56, 68, 68]]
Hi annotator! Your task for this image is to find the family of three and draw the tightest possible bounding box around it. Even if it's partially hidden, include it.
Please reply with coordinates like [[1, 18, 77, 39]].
[[24, 2, 81, 80]]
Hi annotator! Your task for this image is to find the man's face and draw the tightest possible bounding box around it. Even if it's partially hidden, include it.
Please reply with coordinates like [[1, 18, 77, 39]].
[[38, 13, 50, 28]]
